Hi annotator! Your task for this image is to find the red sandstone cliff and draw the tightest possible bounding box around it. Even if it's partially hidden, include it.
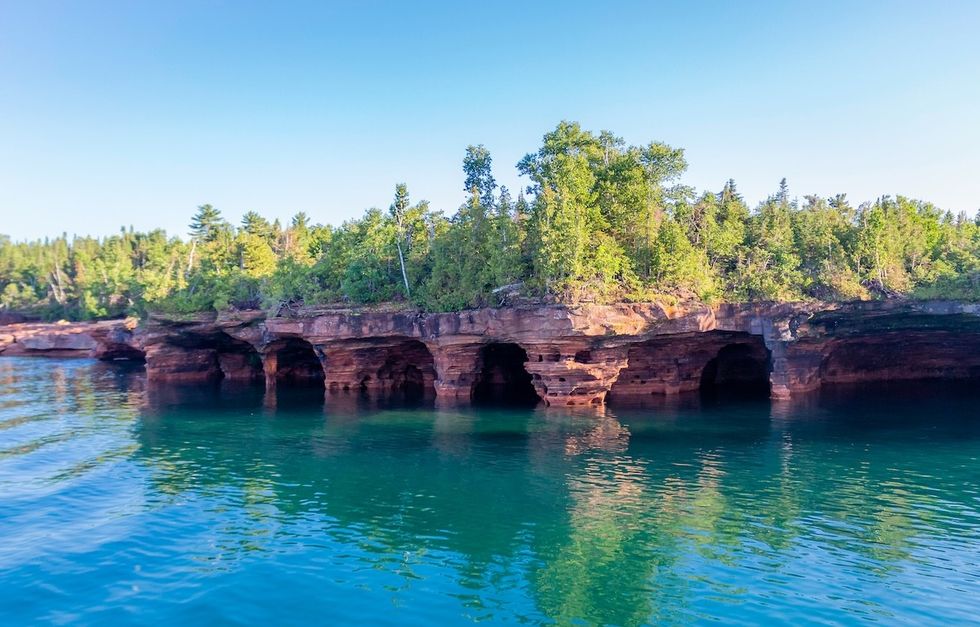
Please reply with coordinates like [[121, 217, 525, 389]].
[[133, 300, 980, 405], [0, 318, 141, 360], [5, 301, 980, 406]]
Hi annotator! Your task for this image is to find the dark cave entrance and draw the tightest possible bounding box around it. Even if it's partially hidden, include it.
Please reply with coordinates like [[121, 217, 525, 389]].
[[98, 344, 147, 363], [817, 330, 980, 398], [270, 338, 325, 386], [158, 332, 264, 382], [373, 340, 436, 400], [699, 342, 771, 399], [472, 343, 540, 407], [214, 335, 263, 382]]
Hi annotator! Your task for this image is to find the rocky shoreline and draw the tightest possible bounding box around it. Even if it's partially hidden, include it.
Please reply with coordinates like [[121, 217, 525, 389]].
[[3, 300, 980, 405], [0, 318, 142, 360]]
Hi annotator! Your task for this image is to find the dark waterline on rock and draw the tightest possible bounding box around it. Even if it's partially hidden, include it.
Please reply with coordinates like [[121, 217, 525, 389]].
[[1, 358, 979, 624]]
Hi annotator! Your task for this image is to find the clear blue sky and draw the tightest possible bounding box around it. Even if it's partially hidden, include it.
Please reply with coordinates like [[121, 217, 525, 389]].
[[1, 0, 978, 241]]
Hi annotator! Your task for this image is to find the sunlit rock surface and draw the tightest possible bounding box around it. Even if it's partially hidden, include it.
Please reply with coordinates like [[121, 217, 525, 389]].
[[5, 300, 980, 405], [0, 318, 139, 360]]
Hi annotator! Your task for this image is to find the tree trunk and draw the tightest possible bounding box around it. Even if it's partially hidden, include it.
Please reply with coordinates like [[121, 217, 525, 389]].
[[395, 233, 410, 298]]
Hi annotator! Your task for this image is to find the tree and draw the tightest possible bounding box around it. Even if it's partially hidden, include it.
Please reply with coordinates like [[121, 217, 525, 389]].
[[3, 120, 979, 319], [237, 232, 277, 278], [463, 145, 496, 201], [518, 122, 634, 301], [792, 194, 863, 299], [650, 217, 716, 298], [241, 211, 274, 242], [390, 184, 413, 298], [189, 204, 227, 243], [732, 184, 804, 301], [423, 147, 508, 309]]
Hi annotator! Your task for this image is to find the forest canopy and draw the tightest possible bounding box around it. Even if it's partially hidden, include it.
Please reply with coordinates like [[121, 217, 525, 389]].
[[2, 121, 980, 321]]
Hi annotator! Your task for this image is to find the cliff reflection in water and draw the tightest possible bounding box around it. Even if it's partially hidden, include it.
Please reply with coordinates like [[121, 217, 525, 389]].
[[132, 378, 980, 624], [2, 358, 979, 624]]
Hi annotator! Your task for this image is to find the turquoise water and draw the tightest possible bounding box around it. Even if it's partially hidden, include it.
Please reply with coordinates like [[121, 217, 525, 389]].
[[1, 358, 979, 625]]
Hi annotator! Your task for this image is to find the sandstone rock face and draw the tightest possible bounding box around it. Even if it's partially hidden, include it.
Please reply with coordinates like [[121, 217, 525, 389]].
[[138, 305, 702, 405], [8, 300, 980, 406], [317, 338, 436, 399], [0, 318, 139, 359], [765, 301, 980, 398], [138, 313, 262, 382], [19, 331, 99, 352], [609, 331, 769, 397], [0, 313, 28, 325]]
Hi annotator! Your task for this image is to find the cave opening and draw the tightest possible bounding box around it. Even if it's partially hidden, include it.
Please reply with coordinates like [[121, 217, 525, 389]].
[[98, 344, 147, 363], [216, 336, 264, 382], [270, 338, 325, 386], [608, 331, 772, 404], [471, 342, 540, 407], [699, 342, 771, 399], [150, 332, 263, 382], [818, 330, 980, 394], [373, 340, 436, 400]]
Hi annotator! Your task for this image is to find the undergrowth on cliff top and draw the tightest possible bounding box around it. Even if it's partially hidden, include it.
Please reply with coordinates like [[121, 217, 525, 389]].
[[3, 121, 980, 321]]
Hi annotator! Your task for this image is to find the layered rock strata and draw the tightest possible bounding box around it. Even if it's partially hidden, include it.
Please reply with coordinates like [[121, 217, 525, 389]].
[[132, 300, 980, 405], [5, 301, 980, 405], [0, 318, 140, 360]]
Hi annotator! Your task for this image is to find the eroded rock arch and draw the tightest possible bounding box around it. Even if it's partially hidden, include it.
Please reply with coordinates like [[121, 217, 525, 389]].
[[263, 337, 325, 386], [322, 337, 437, 400], [471, 342, 540, 406], [608, 331, 771, 403]]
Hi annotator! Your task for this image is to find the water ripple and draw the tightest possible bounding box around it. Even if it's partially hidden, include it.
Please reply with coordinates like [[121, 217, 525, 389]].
[[0, 358, 979, 624]]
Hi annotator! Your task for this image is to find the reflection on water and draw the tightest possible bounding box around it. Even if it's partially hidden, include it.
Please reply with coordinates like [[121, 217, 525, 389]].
[[1, 357, 979, 624]]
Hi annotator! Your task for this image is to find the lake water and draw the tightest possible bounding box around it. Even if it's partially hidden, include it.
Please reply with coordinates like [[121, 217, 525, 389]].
[[1, 357, 979, 625]]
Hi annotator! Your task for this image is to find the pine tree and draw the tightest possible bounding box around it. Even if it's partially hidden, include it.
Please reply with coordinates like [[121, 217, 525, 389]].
[[189, 204, 227, 243], [241, 211, 274, 242]]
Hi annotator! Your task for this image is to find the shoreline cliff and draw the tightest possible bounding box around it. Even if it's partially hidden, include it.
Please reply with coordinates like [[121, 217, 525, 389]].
[[4, 300, 979, 405]]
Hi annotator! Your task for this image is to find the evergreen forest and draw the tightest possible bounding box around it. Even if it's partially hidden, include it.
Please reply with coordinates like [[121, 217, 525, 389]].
[[3, 122, 979, 321]]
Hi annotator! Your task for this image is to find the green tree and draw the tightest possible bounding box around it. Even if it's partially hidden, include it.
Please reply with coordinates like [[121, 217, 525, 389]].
[[3, 120, 980, 319], [792, 194, 863, 299], [390, 184, 413, 298], [423, 147, 506, 309], [189, 204, 228, 243], [733, 182, 804, 300], [650, 216, 718, 300], [463, 144, 496, 201], [237, 232, 277, 278], [241, 211, 274, 242], [518, 122, 634, 301]]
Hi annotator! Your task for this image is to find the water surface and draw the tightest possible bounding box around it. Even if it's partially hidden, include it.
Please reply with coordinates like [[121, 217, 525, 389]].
[[1, 358, 979, 624]]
